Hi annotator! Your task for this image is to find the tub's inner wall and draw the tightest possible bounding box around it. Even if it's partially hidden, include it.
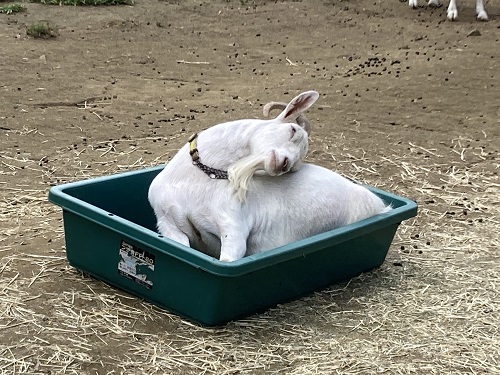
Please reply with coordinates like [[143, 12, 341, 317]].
[[62, 169, 161, 232], [60, 167, 411, 247]]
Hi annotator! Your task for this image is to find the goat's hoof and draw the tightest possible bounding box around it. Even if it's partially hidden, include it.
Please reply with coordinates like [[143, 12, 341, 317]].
[[427, 0, 441, 7], [408, 0, 418, 9], [447, 10, 458, 21], [477, 11, 488, 21]]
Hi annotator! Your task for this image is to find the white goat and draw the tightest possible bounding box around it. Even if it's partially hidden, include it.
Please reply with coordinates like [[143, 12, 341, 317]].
[[409, 0, 488, 21], [149, 91, 317, 259], [148, 91, 391, 262]]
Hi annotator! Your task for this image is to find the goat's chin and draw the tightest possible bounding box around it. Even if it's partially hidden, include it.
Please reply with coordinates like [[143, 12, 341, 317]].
[[253, 170, 271, 176], [263, 165, 287, 176], [264, 168, 281, 177], [290, 161, 303, 172], [264, 162, 299, 176]]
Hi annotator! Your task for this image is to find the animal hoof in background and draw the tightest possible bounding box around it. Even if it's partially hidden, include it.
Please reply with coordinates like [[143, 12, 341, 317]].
[[477, 11, 488, 21], [427, 0, 441, 7], [409, 0, 418, 8], [447, 9, 458, 20]]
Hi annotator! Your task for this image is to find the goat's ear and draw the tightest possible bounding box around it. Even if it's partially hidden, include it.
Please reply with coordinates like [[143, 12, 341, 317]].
[[276, 90, 319, 123]]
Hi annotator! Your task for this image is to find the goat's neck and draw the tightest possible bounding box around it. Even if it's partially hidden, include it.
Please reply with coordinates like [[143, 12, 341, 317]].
[[196, 123, 258, 170]]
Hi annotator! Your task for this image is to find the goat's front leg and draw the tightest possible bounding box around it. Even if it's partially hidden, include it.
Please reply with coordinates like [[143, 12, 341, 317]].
[[427, 0, 441, 7], [409, 0, 441, 8], [476, 0, 488, 20], [447, 0, 458, 20], [157, 216, 190, 247], [219, 227, 249, 262]]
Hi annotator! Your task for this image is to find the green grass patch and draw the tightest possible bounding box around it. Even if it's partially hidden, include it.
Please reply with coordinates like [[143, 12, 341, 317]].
[[26, 21, 58, 38], [0, 3, 25, 13], [29, 0, 133, 5]]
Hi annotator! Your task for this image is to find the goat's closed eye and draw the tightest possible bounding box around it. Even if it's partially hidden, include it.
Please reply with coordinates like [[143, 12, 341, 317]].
[[290, 125, 296, 138]]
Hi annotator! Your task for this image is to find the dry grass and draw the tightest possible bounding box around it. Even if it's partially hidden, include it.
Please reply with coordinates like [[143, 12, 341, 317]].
[[0, 0, 499, 373], [1, 125, 498, 374]]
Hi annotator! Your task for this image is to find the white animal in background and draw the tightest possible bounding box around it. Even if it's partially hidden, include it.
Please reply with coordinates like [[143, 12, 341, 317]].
[[408, 0, 488, 21], [148, 91, 391, 262]]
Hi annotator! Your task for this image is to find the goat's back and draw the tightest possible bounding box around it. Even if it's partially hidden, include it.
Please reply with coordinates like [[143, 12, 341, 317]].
[[243, 164, 390, 254]]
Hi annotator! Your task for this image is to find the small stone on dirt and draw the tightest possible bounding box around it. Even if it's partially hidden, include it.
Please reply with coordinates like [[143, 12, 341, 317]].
[[467, 29, 481, 37]]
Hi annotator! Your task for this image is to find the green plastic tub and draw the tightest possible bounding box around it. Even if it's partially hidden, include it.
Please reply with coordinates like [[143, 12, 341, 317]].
[[48, 165, 417, 326]]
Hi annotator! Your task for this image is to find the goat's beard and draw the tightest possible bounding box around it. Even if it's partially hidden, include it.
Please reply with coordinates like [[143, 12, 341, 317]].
[[228, 154, 267, 202]]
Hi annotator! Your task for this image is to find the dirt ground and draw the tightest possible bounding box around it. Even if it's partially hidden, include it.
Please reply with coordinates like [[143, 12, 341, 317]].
[[1, 0, 499, 373]]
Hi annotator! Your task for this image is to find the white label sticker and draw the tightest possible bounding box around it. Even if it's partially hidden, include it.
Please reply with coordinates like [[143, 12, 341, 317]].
[[118, 240, 154, 289]]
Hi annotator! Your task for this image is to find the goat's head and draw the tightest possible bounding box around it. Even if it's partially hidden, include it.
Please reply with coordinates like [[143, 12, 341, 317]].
[[228, 90, 319, 201], [252, 121, 308, 176]]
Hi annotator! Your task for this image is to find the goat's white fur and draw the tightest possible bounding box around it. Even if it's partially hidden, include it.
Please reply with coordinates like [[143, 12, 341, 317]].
[[149, 91, 317, 257], [263, 102, 311, 134], [409, 0, 488, 21], [149, 90, 391, 262], [150, 163, 391, 262]]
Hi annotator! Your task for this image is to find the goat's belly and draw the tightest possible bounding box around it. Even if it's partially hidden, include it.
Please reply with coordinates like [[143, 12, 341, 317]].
[[182, 214, 222, 258], [189, 230, 221, 259], [245, 216, 343, 255]]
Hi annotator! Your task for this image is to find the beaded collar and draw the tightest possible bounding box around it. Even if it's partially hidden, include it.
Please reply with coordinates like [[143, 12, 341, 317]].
[[188, 133, 229, 180]]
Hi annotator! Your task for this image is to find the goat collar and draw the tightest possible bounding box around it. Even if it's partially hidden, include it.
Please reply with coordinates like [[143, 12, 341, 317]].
[[188, 133, 229, 180]]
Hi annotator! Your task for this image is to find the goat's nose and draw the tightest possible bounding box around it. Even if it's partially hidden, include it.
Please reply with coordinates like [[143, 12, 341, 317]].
[[282, 157, 289, 172]]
